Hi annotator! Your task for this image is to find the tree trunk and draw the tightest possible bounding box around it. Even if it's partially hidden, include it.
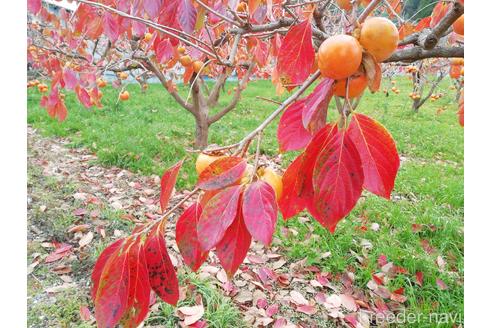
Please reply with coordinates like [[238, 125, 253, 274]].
[[413, 99, 421, 112], [194, 114, 209, 149]]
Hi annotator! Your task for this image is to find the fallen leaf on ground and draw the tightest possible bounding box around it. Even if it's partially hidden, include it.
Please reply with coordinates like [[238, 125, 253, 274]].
[[176, 304, 205, 326], [296, 304, 317, 315], [436, 278, 448, 290], [290, 290, 308, 305], [78, 232, 94, 247]]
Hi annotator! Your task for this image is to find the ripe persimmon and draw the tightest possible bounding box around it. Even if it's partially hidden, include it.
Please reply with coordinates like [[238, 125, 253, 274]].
[[449, 64, 461, 79], [257, 167, 283, 200], [97, 79, 107, 88], [450, 58, 464, 65], [143, 32, 152, 42], [318, 35, 362, 80], [359, 17, 399, 62], [195, 153, 223, 174], [453, 15, 464, 35], [333, 73, 368, 98], [179, 55, 192, 67], [177, 46, 186, 54], [118, 72, 129, 80], [193, 60, 204, 74], [119, 90, 130, 101]]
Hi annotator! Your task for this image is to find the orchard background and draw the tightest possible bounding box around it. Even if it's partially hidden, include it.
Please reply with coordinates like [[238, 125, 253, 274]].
[[27, 0, 464, 327]]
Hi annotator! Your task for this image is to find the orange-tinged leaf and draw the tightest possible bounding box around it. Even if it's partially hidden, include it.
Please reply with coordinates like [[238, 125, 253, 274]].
[[145, 224, 179, 305], [242, 181, 278, 246], [415, 271, 424, 286], [276, 20, 315, 90], [197, 157, 246, 190], [312, 127, 364, 232], [197, 185, 242, 251], [415, 16, 431, 32], [348, 114, 399, 199], [278, 153, 308, 219], [430, 2, 449, 27], [176, 202, 209, 271], [160, 160, 183, 212]]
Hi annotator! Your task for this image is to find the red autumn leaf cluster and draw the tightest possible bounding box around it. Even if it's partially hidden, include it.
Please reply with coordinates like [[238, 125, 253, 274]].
[[278, 80, 400, 232]]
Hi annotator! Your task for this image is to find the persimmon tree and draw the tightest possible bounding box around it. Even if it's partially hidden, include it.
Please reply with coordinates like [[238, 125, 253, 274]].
[[404, 59, 447, 112], [27, 0, 465, 326]]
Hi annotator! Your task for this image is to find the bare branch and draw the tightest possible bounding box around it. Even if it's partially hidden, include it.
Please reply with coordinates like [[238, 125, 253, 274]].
[[143, 58, 195, 114], [385, 46, 463, 63], [208, 62, 255, 125], [421, 0, 464, 50]]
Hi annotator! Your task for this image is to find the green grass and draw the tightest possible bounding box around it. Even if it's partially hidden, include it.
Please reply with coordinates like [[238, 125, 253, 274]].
[[147, 273, 246, 328], [28, 76, 463, 327]]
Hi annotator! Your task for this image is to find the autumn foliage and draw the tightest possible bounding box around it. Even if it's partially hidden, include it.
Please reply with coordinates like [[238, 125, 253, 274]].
[[27, 0, 465, 326]]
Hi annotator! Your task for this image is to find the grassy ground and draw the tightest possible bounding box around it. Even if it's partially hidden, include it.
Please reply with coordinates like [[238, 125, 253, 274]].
[[28, 76, 463, 327]]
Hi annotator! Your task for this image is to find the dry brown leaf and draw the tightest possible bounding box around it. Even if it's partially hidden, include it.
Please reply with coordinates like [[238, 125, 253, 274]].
[[79, 232, 94, 247]]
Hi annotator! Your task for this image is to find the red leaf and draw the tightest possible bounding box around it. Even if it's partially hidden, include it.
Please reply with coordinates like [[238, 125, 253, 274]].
[[179, 0, 197, 34], [94, 241, 131, 327], [242, 181, 278, 246], [79, 305, 91, 321], [276, 20, 315, 90], [76, 86, 92, 108], [377, 254, 388, 268], [302, 78, 334, 131], [415, 16, 431, 32], [63, 68, 78, 91], [145, 224, 179, 305], [296, 304, 318, 315], [103, 12, 119, 43], [176, 202, 209, 271], [312, 127, 364, 232], [348, 113, 400, 199], [154, 37, 174, 64], [197, 157, 246, 190], [197, 185, 242, 251], [372, 274, 384, 286], [28, 0, 42, 14], [430, 2, 449, 28], [91, 239, 124, 299], [45, 243, 73, 263], [436, 278, 448, 290], [160, 160, 183, 212], [278, 154, 308, 219], [121, 239, 151, 327], [143, 0, 162, 17], [415, 271, 424, 286], [158, 0, 181, 30], [277, 99, 312, 152], [216, 210, 252, 278]]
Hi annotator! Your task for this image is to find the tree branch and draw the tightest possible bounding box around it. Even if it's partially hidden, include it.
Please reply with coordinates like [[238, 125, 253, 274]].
[[421, 0, 464, 50], [143, 58, 195, 114], [208, 62, 255, 125], [385, 46, 463, 63]]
